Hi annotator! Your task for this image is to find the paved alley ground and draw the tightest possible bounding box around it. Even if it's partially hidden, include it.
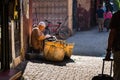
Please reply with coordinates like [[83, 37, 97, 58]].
[[22, 56, 112, 80], [67, 27, 109, 57], [22, 27, 113, 80]]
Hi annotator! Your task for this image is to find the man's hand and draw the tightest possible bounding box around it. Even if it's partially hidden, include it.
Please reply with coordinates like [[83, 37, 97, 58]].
[[45, 34, 51, 38]]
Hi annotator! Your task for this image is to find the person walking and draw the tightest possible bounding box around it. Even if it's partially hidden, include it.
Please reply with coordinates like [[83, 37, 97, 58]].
[[105, 10, 120, 80], [104, 8, 112, 31], [96, 5, 104, 32]]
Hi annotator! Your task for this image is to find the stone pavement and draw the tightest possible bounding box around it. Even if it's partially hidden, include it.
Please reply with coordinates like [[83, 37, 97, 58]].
[[22, 56, 112, 80], [22, 27, 112, 80], [67, 27, 109, 57]]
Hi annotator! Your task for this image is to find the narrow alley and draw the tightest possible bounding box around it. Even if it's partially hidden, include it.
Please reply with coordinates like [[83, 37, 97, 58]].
[[1, 0, 118, 79], [22, 27, 112, 80]]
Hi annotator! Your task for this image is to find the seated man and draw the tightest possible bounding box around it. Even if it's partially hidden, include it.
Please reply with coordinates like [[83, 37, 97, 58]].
[[31, 21, 51, 53]]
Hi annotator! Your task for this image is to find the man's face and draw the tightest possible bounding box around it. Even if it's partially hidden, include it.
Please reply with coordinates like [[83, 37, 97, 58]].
[[38, 25, 45, 31]]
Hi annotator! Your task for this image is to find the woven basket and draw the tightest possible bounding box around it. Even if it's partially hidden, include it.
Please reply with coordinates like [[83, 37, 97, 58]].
[[64, 43, 74, 58], [44, 40, 65, 61]]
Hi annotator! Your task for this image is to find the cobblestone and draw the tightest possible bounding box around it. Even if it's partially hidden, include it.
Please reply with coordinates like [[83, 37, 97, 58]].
[[22, 56, 112, 80]]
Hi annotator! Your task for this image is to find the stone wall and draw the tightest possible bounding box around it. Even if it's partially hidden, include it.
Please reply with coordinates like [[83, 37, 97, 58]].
[[32, 0, 73, 34], [31, 0, 96, 31]]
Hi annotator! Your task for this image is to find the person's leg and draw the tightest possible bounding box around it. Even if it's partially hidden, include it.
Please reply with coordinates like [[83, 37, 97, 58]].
[[100, 18, 104, 31], [104, 19, 107, 28], [97, 18, 101, 32], [113, 51, 120, 80], [32, 48, 40, 53], [106, 19, 110, 31]]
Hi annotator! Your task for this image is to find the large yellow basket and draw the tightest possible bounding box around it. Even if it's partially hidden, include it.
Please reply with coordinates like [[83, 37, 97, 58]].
[[64, 43, 74, 58], [43, 40, 74, 61], [44, 40, 65, 61]]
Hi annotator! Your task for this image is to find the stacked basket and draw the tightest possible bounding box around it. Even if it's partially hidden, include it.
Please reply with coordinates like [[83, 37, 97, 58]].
[[43, 40, 74, 61]]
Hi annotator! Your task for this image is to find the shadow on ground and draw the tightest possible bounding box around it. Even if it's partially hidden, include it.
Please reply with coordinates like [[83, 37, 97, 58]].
[[25, 53, 75, 66]]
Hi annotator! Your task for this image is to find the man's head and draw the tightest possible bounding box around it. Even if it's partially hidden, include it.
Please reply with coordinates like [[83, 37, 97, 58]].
[[38, 21, 46, 31]]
